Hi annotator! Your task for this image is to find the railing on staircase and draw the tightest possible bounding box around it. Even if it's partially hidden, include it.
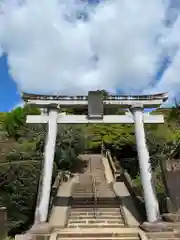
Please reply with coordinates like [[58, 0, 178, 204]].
[[101, 143, 121, 181], [92, 175, 97, 219], [89, 155, 97, 219]]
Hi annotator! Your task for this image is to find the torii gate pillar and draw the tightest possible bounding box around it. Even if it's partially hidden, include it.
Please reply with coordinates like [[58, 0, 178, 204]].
[[130, 104, 160, 222], [38, 108, 58, 222]]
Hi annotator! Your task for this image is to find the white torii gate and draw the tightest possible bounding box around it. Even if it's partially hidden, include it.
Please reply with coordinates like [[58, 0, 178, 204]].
[[22, 91, 168, 224]]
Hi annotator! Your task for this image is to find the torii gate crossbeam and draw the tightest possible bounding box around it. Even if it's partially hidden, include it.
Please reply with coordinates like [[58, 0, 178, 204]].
[[27, 114, 164, 124]]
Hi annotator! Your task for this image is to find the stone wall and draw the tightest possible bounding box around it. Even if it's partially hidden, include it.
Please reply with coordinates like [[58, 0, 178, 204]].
[[163, 159, 180, 212], [122, 171, 146, 222], [102, 146, 146, 222], [0, 206, 7, 239]]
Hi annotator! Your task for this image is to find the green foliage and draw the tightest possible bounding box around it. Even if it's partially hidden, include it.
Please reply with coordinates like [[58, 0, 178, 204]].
[[0, 104, 179, 235], [55, 147, 77, 170], [86, 124, 135, 150], [3, 109, 22, 139], [55, 125, 86, 170], [133, 174, 143, 193], [0, 161, 41, 234], [0, 113, 6, 124], [7, 140, 42, 162], [0, 106, 86, 235], [2, 105, 40, 139]]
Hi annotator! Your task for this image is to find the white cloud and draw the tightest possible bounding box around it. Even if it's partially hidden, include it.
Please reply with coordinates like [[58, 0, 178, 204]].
[[0, 0, 180, 100]]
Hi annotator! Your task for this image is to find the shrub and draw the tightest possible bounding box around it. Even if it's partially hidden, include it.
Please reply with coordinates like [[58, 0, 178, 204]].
[[0, 161, 41, 235]]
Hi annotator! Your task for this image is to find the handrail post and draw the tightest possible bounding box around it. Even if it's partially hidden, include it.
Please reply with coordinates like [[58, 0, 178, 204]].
[[89, 157, 97, 219], [92, 175, 97, 219]]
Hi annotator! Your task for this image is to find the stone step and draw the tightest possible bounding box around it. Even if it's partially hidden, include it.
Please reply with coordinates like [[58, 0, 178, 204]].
[[69, 214, 122, 219], [67, 223, 125, 228], [69, 215, 123, 219], [71, 205, 120, 208], [72, 194, 94, 196], [147, 238, 180, 240], [72, 196, 96, 198], [71, 200, 120, 203], [54, 229, 139, 238], [70, 209, 121, 213], [69, 211, 121, 216], [72, 193, 94, 195], [73, 192, 93, 194], [71, 199, 119, 202], [147, 237, 180, 239], [96, 194, 116, 198], [56, 237, 139, 240], [70, 205, 120, 208], [68, 220, 124, 224], [72, 195, 94, 197], [71, 199, 119, 203], [71, 202, 95, 205], [68, 216, 123, 222], [73, 190, 94, 192], [73, 189, 93, 191], [72, 196, 94, 198]]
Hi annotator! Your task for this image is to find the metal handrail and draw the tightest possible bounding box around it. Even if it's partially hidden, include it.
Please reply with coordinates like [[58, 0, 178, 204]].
[[89, 156, 97, 219], [102, 144, 118, 176], [92, 174, 97, 219]]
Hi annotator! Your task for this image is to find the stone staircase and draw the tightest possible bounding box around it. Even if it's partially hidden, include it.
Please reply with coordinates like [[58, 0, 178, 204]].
[[53, 154, 140, 240], [55, 229, 140, 240], [15, 154, 180, 240], [15, 154, 141, 240], [68, 179, 125, 228]]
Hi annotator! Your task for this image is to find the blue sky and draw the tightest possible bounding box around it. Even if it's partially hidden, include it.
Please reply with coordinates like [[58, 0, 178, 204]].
[[0, 55, 21, 112]]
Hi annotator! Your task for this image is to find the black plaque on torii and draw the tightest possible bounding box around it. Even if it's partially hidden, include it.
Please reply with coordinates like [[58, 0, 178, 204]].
[[88, 91, 104, 119]]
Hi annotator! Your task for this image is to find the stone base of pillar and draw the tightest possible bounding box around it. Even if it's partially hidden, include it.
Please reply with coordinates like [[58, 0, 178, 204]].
[[16, 233, 51, 240], [162, 213, 180, 222], [140, 221, 173, 232], [28, 222, 53, 234], [15, 234, 34, 240]]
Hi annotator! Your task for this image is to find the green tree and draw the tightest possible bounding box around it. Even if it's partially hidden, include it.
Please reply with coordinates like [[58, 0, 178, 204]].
[[0, 161, 42, 235], [3, 105, 40, 140], [55, 125, 86, 170]]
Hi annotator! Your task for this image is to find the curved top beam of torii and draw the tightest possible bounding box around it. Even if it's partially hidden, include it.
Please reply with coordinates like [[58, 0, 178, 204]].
[[22, 91, 168, 101], [21, 91, 168, 109]]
